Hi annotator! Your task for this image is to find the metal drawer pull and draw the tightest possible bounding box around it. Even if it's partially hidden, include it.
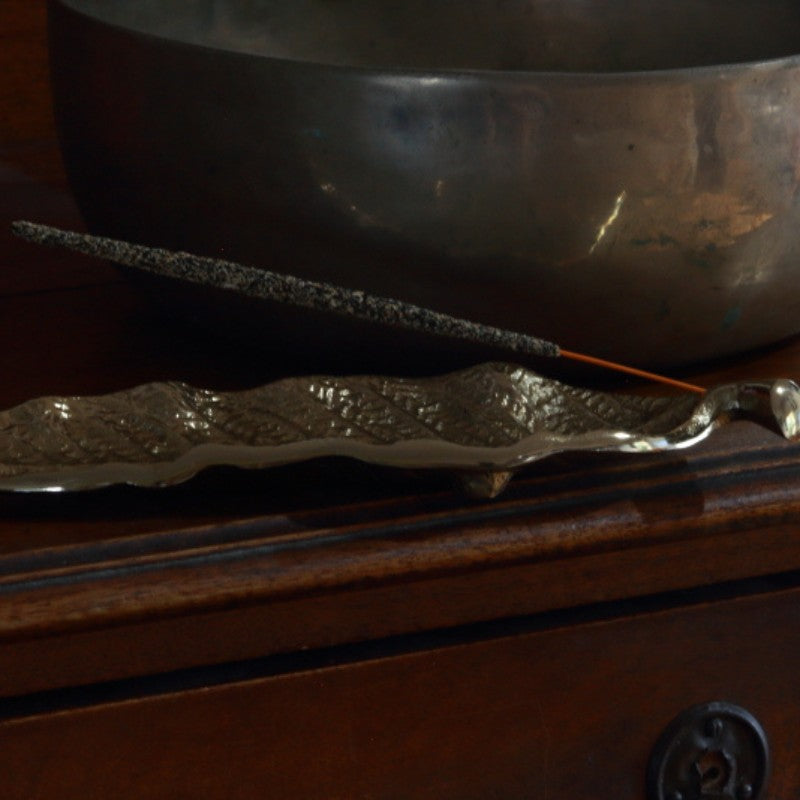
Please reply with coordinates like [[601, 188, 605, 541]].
[[646, 702, 769, 800]]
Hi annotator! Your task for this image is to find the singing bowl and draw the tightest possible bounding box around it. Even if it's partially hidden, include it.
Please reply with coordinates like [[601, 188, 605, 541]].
[[48, 0, 800, 367]]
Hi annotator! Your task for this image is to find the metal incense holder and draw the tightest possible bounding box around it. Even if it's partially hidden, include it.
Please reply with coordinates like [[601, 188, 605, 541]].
[[0, 363, 797, 498], [5, 224, 800, 498]]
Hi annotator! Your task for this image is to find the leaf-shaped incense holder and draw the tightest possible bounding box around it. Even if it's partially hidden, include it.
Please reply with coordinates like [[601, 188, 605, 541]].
[[0, 364, 797, 498]]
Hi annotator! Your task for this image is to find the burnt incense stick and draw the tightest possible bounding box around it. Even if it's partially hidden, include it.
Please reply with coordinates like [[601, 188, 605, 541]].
[[12, 221, 558, 358], [11, 220, 705, 394]]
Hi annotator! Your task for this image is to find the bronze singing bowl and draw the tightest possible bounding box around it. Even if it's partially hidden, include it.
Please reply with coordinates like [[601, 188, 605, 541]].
[[49, 1, 800, 367]]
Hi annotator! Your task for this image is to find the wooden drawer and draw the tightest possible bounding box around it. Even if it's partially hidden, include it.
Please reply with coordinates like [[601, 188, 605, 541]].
[[1, 579, 797, 799]]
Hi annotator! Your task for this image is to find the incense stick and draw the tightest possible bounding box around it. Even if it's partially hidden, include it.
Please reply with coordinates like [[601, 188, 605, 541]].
[[11, 221, 706, 394]]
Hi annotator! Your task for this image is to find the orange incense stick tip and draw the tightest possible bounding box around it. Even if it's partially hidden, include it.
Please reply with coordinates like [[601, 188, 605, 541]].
[[559, 349, 706, 395]]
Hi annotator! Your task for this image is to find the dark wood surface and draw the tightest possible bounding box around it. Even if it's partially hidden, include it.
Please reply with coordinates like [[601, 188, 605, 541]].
[[1, 581, 799, 800], [3, 4, 800, 797]]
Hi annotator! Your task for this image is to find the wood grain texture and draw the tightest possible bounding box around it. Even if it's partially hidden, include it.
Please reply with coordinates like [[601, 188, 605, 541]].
[[0, 582, 798, 799], [0, 418, 799, 698]]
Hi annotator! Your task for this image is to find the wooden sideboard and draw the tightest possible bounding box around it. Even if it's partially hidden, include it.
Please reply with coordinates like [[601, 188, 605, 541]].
[[2, 4, 800, 797]]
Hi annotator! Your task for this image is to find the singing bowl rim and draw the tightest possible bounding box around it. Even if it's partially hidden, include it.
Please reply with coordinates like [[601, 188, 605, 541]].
[[50, 0, 800, 81]]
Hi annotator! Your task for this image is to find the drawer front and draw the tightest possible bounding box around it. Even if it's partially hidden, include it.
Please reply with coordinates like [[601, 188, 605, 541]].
[[1, 584, 798, 799]]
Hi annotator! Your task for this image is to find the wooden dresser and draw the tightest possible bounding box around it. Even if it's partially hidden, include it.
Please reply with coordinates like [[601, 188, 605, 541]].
[[2, 4, 799, 797]]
